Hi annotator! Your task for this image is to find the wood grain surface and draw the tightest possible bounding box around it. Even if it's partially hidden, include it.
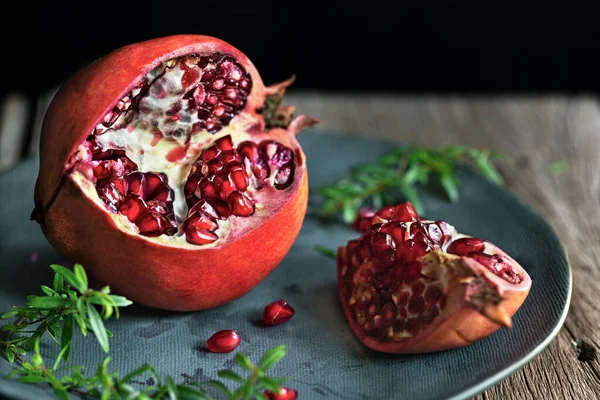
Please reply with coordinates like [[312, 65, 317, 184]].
[[1, 91, 599, 399]]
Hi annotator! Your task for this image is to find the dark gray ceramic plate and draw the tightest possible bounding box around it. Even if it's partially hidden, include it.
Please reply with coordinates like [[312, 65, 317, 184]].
[[0, 131, 571, 400]]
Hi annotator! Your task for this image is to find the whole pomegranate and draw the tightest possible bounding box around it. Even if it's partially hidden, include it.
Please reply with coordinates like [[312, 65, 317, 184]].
[[31, 35, 318, 311], [338, 202, 531, 353]]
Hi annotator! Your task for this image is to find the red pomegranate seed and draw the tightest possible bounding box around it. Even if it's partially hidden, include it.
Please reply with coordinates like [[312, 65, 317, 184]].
[[186, 227, 219, 245], [205, 159, 224, 174], [201, 145, 220, 161], [216, 175, 236, 200], [185, 212, 218, 231], [263, 300, 295, 326], [197, 179, 219, 201], [97, 181, 124, 206], [135, 212, 166, 235], [228, 191, 254, 217], [126, 172, 146, 198], [392, 202, 419, 222], [145, 172, 165, 195], [152, 185, 174, 202], [237, 141, 259, 161], [229, 168, 248, 191], [118, 195, 145, 223], [217, 150, 240, 164], [447, 237, 485, 255], [206, 329, 241, 353], [215, 135, 233, 150], [264, 387, 298, 400], [93, 160, 112, 179]]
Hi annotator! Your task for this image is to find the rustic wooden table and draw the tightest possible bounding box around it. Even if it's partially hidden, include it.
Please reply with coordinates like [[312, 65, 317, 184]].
[[1, 90, 599, 399]]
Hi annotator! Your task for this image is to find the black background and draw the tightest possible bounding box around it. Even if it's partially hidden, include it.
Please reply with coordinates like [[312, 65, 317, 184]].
[[2, 1, 599, 98]]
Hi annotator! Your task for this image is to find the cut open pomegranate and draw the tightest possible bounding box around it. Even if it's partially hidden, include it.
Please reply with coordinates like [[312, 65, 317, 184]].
[[32, 35, 318, 311], [338, 202, 532, 353]]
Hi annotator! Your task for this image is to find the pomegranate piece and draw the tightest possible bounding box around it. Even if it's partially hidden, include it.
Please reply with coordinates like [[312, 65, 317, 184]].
[[31, 35, 319, 311], [337, 201, 532, 353], [264, 387, 298, 400], [263, 300, 296, 326], [206, 329, 241, 353]]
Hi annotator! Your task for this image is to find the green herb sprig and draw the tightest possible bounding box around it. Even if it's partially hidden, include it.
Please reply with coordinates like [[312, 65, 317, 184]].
[[1, 263, 132, 365], [316, 145, 505, 224], [7, 343, 288, 400], [1, 264, 290, 400]]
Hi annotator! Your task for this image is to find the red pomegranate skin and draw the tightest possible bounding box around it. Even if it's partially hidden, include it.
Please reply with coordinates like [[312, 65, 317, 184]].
[[33, 35, 313, 311]]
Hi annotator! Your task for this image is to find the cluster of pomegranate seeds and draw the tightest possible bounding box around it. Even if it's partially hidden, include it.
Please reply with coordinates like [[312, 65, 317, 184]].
[[87, 138, 177, 236], [182, 134, 295, 245], [264, 387, 298, 400], [206, 329, 241, 353], [183, 53, 252, 134], [340, 202, 522, 341], [263, 300, 296, 326]]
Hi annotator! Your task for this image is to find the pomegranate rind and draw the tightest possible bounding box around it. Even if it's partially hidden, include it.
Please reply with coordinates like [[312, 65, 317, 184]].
[[337, 239, 532, 354]]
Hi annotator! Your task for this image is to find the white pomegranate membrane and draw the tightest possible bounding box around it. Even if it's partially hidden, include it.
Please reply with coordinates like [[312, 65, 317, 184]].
[[71, 53, 296, 246], [339, 204, 525, 342]]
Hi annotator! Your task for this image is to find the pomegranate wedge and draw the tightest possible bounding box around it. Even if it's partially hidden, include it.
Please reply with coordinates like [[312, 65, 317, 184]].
[[338, 202, 532, 353], [32, 35, 318, 311]]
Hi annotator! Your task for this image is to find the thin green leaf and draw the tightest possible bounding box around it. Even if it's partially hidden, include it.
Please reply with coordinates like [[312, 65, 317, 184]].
[[87, 302, 109, 352], [60, 314, 74, 362], [52, 343, 72, 371], [258, 345, 286, 371], [233, 353, 254, 371], [50, 264, 83, 293], [165, 376, 179, 400], [27, 296, 72, 309], [101, 388, 112, 400], [399, 181, 423, 214], [342, 201, 358, 224], [53, 273, 64, 293], [176, 385, 210, 400], [257, 377, 282, 393], [203, 380, 233, 397], [25, 329, 44, 352], [109, 294, 133, 308], [253, 391, 268, 400], [46, 373, 69, 400], [73, 263, 89, 291], [5, 348, 15, 363], [18, 375, 47, 384], [241, 378, 254, 400], [217, 370, 244, 382], [122, 364, 158, 383], [73, 312, 88, 336], [40, 285, 58, 297], [439, 172, 459, 203], [1, 310, 18, 319], [314, 245, 336, 259], [474, 156, 504, 185]]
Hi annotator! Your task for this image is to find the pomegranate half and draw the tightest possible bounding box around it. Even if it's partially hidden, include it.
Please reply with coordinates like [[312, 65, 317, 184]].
[[337, 202, 532, 353], [31, 35, 318, 311]]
